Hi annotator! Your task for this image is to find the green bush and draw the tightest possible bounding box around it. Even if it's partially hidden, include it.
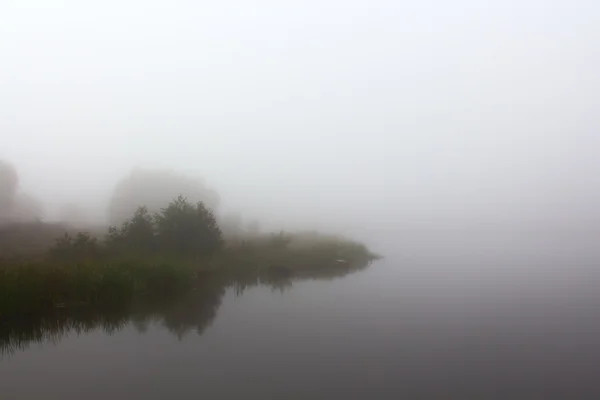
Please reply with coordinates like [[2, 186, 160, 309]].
[[154, 196, 223, 258]]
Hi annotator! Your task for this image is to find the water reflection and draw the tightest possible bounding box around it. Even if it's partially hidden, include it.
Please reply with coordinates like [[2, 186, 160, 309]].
[[1, 261, 372, 357]]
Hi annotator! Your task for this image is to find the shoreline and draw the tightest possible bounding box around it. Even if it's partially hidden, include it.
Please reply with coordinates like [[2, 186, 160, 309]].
[[0, 244, 379, 319], [0, 253, 377, 357]]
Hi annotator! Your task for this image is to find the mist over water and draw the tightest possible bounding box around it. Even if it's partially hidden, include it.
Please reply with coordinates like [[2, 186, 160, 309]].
[[2, 0, 600, 397], [3, 230, 600, 398]]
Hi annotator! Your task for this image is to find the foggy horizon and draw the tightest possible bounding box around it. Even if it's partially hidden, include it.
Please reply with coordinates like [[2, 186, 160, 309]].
[[2, 0, 599, 232], [3, 2, 600, 398]]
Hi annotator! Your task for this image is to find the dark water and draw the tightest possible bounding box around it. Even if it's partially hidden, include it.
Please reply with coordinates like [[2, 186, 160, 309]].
[[2, 229, 600, 399]]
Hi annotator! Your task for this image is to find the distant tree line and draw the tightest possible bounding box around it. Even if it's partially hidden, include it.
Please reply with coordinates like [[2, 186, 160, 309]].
[[0, 160, 43, 224], [107, 168, 220, 227]]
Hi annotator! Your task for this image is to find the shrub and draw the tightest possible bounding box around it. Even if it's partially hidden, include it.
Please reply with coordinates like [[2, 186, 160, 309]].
[[155, 196, 223, 258], [49, 232, 99, 262]]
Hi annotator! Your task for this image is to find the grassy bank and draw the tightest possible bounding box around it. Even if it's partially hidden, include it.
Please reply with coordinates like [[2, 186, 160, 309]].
[[0, 235, 378, 319], [0, 261, 194, 317], [0, 196, 379, 319]]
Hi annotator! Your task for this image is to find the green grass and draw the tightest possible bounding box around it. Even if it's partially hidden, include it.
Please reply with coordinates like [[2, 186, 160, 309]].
[[0, 260, 195, 318], [0, 231, 379, 320], [0, 237, 379, 356]]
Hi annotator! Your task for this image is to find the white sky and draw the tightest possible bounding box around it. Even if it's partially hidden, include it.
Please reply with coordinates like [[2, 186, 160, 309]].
[[1, 0, 599, 230]]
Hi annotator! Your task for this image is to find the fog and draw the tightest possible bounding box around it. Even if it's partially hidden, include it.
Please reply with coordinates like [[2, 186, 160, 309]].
[[1, 0, 599, 236]]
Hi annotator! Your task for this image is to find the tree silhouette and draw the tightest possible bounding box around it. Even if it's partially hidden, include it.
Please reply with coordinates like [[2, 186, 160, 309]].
[[0, 160, 19, 221], [155, 196, 223, 258], [108, 168, 220, 226], [123, 206, 155, 253], [0, 160, 43, 223]]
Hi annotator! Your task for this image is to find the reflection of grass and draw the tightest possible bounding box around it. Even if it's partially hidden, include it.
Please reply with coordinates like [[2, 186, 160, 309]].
[[0, 259, 374, 357], [0, 275, 226, 357]]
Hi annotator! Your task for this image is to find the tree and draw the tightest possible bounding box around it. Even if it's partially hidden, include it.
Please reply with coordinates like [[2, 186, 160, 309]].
[[155, 196, 222, 258], [0, 160, 19, 221], [0, 160, 43, 223], [105, 206, 155, 255], [123, 206, 155, 253], [107, 168, 220, 226], [49, 232, 98, 261]]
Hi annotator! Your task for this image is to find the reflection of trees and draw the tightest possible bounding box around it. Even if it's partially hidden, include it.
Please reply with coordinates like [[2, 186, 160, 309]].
[[0, 305, 130, 357], [0, 279, 226, 357], [132, 275, 226, 339], [1, 261, 373, 357]]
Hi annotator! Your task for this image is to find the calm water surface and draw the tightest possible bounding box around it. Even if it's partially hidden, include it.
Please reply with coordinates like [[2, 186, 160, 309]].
[[2, 229, 600, 399]]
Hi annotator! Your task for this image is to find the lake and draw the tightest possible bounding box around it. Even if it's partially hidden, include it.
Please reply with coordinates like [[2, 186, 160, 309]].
[[2, 228, 600, 398]]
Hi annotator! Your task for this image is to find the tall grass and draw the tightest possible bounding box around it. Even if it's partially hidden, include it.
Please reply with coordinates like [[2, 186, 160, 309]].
[[0, 260, 195, 318], [0, 218, 379, 320]]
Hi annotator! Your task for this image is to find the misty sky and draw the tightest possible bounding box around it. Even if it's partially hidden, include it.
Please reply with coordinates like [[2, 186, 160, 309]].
[[1, 0, 599, 230]]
